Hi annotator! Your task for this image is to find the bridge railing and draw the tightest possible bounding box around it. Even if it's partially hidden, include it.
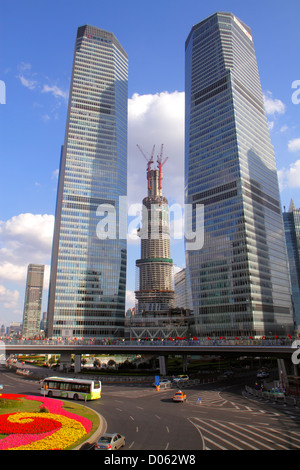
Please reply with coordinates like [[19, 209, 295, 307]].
[[245, 385, 300, 405], [1, 337, 295, 347]]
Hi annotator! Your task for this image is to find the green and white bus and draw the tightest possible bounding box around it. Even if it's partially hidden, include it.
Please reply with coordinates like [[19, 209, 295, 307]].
[[40, 376, 101, 401]]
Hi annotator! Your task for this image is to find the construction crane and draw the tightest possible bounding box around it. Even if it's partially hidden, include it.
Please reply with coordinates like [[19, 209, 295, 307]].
[[156, 144, 168, 190], [137, 144, 155, 190]]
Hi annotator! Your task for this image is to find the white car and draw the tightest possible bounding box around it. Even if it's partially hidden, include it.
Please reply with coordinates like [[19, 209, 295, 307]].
[[0, 384, 3, 390], [152, 378, 171, 387], [173, 375, 189, 383]]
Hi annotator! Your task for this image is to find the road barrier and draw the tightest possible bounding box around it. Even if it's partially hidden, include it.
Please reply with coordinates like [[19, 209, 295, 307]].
[[245, 385, 300, 405]]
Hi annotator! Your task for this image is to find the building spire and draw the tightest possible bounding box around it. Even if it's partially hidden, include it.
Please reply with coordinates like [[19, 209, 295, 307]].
[[289, 199, 296, 212]]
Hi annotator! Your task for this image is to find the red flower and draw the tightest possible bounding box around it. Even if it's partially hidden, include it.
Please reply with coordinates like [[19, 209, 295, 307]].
[[0, 394, 27, 400], [0, 413, 62, 434]]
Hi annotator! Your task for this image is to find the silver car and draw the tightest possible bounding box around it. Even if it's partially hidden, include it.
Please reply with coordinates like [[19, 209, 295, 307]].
[[94, 433, 125, 450], [152, 379, 171, 387]]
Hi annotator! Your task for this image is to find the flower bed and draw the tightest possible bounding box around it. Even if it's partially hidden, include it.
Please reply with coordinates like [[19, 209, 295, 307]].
[[0, 393, 93, 450]]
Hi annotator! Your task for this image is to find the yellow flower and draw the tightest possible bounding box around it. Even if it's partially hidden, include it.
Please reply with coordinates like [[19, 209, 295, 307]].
[[9, 413, 87, 450]]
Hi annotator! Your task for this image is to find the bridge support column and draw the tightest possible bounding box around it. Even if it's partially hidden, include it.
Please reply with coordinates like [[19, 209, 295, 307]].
[[59, 352, 72, 372], [159, 356, 167, 376], [277, 358, 294, 390], [277, 359, 287, 389], [182, 355, 188, 373], [74, 354, 81, 373]]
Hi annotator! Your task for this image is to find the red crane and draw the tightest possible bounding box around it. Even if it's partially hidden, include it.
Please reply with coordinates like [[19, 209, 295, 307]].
[[156, 144, 168, 190]]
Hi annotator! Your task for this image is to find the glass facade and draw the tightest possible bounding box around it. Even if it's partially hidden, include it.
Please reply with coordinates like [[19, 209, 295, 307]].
[[22, 264, 44, 339], [47, 26, 128, 339], [185, 12, 294, 337], [283, 201, 300, 331]]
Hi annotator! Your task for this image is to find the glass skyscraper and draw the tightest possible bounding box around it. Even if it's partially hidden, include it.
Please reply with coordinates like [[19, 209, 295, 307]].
[[47, 25, 128, 339], [283, 200, 300, 331], [22, 264, 44, 339], [185, 12, 294, 337]]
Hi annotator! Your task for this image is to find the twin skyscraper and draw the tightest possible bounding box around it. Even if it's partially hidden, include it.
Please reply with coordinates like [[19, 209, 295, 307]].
[[46, 13, 294, 340]]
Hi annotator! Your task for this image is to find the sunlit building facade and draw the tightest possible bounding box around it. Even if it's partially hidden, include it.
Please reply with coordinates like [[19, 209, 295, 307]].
[[283, 200, 300, 332], [47, 25, 128, 339], [22, 264, 44, 339], [185, 12, 294, 337]]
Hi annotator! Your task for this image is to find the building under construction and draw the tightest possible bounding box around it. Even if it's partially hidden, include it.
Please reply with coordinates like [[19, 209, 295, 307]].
[[126, 145, 192, 339], [135, 144, 174, 314]]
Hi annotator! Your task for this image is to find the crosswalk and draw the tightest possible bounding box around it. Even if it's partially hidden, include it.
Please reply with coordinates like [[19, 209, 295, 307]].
[[188, 417, 300, 450], [186, 389, 263, 412]]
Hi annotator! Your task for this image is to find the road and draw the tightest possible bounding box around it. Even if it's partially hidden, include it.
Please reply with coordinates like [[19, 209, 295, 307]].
[[1, 369, 300, 451]]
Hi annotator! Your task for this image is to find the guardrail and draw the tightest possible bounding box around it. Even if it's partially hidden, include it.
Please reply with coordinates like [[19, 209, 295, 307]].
[[245, 385, 300, 406], [1, 338, 295, 347]]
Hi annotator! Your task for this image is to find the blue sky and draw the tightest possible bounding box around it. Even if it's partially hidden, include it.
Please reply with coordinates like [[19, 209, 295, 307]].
[[1, 0, 300, 327]]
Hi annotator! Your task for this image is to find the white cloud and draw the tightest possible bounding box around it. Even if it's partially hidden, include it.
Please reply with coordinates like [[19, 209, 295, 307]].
[[42, 84, 68, 100], [288, 138, 300, 152], [17, 62, 68, 123], [278, 160, 300, 190], [128, 91, 185, 207], [126, 290, 136, 310], [263, 92, 286, 115], [52, 169, 59, 179], [0, 213, 54, 323], [19, 62, 32, 72], [0, 285, 20, 310], [19, 75, 37, 90], [0, 213, 54, 285]]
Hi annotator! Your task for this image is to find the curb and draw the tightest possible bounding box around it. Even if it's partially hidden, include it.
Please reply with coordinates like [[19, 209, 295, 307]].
[[75, 409, 107, 450]]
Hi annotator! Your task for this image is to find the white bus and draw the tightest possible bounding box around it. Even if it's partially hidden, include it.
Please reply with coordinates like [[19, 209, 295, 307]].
[[40, 376, 101, 401]]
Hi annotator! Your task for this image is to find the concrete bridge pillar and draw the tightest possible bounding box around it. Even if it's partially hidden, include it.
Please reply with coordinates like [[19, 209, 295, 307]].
[[59, 352, 72, 372], [159, 356, 167, 375], [277, 357, 296, 390], [182, 355, 188, 373], [74, 354, 81, 373], [277, 359, 287, 389]]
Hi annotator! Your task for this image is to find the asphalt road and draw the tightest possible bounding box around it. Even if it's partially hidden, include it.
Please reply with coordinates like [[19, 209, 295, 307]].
[[1, 369, 300, 452]]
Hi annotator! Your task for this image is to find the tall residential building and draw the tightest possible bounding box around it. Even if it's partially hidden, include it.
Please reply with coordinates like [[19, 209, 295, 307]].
[[135, 146, 174, 315], [283, 200, 300, 331], [22, 264, 44, 338], [47, 25, 128, 339], [185, 12, 294, 338]]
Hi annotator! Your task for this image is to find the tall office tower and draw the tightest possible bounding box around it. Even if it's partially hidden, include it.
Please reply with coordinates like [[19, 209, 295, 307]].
[[135, 147, 174, 315], [174, 268, 191, 310], [185, 12, 294, 337], [47, 26, 128, 339], [283, 200, 300, 331], [22, 264, 44, 338]]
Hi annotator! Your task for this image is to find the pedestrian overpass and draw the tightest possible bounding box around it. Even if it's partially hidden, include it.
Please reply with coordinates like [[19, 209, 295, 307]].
[[2, 338, 299, 384]]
